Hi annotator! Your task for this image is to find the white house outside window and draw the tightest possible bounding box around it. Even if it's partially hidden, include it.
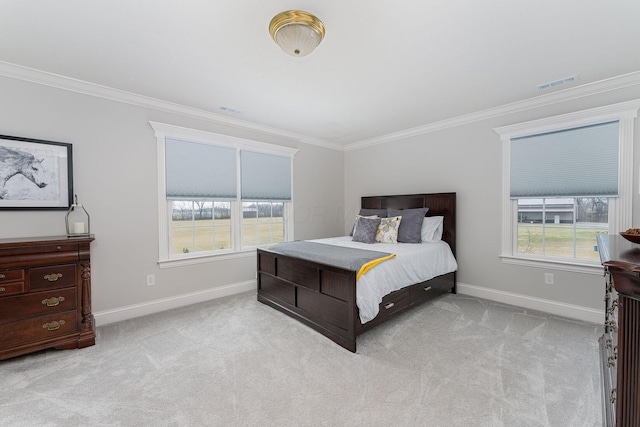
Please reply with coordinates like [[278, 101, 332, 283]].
[[150, 122, 297, 267], [495, 100, 640, 273]]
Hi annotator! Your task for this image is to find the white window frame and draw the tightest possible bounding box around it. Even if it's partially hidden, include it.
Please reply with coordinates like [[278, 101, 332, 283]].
[[495, 100, 640, 274], [150, 121, 297, 268]]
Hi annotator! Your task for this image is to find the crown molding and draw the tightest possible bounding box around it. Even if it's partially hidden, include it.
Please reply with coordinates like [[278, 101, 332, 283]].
[[345, 70, 640, 151], [0, 61, 344, 151], [2, 60, 639, 153]]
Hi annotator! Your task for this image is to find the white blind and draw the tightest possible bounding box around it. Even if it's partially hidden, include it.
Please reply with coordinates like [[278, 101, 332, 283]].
[[165, 138, 237, 199], [510, 121, 619, 198], [241, 151, 291, 200]]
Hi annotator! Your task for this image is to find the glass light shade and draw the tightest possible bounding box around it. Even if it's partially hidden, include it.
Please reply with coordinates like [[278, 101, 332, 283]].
[[269, 10, 325, 57], [275, 24, 320, 56]]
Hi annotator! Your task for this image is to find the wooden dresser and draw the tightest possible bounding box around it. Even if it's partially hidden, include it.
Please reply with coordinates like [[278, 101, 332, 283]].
[[0, 235, 95, 360], [597, 234, 640, 426]]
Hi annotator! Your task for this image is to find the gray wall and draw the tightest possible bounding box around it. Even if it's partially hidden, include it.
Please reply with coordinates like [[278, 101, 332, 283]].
[[345, 87, 640, 312], [0, 76, 344, 316], [3, 71, 639, 322]]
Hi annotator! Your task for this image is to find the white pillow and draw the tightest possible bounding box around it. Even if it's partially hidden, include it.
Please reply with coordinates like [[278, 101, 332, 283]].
[[421, 216, 444, 242]]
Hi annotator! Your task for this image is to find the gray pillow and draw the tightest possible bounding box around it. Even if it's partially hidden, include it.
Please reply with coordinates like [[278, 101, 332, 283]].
[[387, 207, 429, 243], [349, 209, 387, 236], [352, 216, 381, 244], [359, 208, 387, 218]]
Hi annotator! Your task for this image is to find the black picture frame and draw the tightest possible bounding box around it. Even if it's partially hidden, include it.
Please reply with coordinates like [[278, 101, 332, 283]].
[[0, 134, 73, 210]]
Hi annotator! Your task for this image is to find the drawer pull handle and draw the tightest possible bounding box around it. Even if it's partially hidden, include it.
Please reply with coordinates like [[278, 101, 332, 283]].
[[42, 320, 65, 331], [42, 296, 65, 307], [0, 273, 5, 279], [423, 286, 432, 292], [384, 302, 395, 310], [44, 273, 63, 282]]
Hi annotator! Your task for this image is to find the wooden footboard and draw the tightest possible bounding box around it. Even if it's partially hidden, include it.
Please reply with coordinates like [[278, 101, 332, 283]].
[[257, 249, 359, 351], [257, 248, 455, 352]]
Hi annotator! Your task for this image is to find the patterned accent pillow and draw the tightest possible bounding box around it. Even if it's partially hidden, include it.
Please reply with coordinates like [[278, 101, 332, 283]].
[[352, 216, 382, 244], [375, 216, 402, 243]]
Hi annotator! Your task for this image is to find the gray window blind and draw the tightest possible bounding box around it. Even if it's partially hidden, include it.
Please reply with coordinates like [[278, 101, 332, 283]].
[[165, 138, 237, 199], [241, 151, 291, 200], [510, 121, 619, 198]]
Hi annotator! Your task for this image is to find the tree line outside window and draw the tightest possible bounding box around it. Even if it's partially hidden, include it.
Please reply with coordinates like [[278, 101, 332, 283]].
[[171, 201, 284, 221]]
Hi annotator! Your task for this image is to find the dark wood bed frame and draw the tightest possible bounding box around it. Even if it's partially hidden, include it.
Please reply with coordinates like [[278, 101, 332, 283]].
[[256, 192, 456, 352]]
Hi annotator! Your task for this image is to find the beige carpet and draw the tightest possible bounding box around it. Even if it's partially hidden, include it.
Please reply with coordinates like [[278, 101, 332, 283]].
[[1, 291, 602, 426]]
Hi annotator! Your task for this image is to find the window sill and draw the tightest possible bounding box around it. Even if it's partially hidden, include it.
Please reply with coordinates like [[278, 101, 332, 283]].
[[500, 254, 603, 275], [158, 249, 256, 269]]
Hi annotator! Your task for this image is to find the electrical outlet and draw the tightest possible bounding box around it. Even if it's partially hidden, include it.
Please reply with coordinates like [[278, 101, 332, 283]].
[[146, 274, 155, 286], [544, 273, 554, 285]]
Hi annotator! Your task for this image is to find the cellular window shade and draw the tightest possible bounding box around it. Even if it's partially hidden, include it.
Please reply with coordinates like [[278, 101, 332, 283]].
[[510, 121, 619, 198], [241, 151, 291, 200], [165, 138, 237, 199]]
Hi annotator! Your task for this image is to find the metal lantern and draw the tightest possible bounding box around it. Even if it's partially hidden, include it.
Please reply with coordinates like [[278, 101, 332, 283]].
[[65, 194, 90, 237]]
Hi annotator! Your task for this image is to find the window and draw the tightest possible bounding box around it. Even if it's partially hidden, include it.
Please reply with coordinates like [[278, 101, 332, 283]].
[[495, 100, 640, 272], [516, 197, 607, 262], [171, 201, 232, 253], [242, 201, 285, 247], [150, 122, 297, 266]]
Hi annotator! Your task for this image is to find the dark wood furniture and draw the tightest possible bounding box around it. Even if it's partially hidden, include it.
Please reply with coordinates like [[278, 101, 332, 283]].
[[0, 235, 95, 360], [257, 192, 456, 352], [597, 234, 640, 426]]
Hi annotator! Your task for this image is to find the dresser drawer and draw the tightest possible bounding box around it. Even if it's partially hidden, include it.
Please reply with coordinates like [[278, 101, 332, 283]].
[[29, 264, 77, 291], [0, 269, 25, 283], [0, 287, 77, 320], [0, 310, 78, 350], [377, 287, 410, 320], [0, 281, 25, 297], [0, 243, 80, 268], [0, 269, 26, 296]]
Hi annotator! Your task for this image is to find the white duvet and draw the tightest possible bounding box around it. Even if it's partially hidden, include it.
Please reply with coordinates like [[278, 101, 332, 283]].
[[308, 236, 458, 323]]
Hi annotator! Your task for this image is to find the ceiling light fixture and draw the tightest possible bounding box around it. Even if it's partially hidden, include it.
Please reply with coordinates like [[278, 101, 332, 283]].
[[269, 10, 325, 57]]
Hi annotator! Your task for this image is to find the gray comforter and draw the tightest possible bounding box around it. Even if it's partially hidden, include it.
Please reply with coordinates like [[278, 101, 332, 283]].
[[267, 241, 393, 274]]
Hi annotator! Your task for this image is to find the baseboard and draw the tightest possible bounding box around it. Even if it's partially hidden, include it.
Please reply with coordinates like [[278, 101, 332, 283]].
[[457, 282, 604, 324], [94, 280, 256, 326], [94, 280, 603, 327]]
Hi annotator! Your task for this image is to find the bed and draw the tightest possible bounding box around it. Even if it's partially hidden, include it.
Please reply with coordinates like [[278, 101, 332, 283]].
[[256, 192, 457, 352]]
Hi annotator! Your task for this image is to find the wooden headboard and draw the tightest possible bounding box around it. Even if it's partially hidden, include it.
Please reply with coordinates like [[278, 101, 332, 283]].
[[361, 192, 456, 256]]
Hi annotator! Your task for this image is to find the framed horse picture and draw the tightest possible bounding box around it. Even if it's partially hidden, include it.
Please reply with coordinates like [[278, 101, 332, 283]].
[[0, 134, 73, 209]]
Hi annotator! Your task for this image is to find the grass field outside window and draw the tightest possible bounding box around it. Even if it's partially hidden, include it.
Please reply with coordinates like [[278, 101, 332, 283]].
[[171, 217, 284, 255], [517, 223, 607, 262]]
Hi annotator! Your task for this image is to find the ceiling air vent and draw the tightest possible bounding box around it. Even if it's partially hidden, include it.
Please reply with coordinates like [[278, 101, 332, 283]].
[[537, 75, 579, 90], [220, 106, 241, 114]]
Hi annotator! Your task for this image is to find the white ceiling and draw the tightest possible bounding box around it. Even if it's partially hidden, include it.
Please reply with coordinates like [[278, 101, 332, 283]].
[[1, 1, 639, 148]]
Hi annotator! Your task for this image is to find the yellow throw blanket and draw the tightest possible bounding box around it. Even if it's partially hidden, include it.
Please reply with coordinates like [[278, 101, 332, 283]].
[[357, 253, 396, 280]]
